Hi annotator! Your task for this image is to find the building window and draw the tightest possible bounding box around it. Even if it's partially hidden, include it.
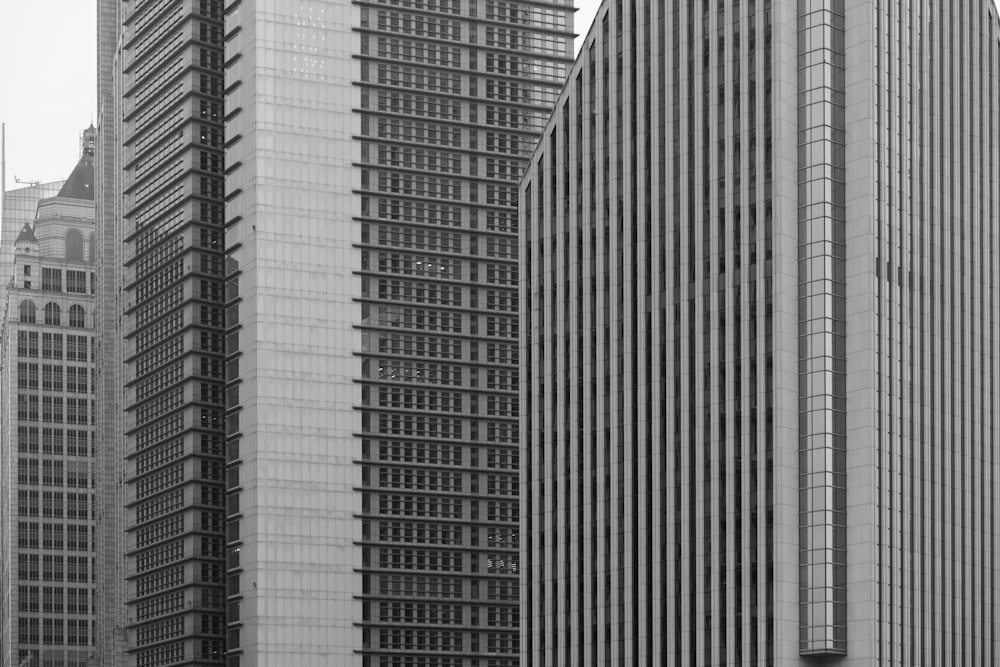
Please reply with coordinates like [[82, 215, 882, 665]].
[[66, 270, 87, 294], [66, 398, 88, 425], [69, 305, 85, 328], [66, 230, 84, 260], [44, 302, 61, 325], [19, 300, 36, 323], [17, 617, 39, 644], [17, 395, 39, 421], [42, 396, 64, 423], [17, 363, 39, 390], [41, 333, 63, 360], [17, 331, 39, 357], [42, 365, 63, 392], [42, 268, 61, 292]]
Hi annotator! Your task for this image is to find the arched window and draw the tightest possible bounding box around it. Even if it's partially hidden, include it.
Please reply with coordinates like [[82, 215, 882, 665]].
[[44, 303, 61, 326], [69, 305, 86, 328], [19, 300, 36, 323], [66, 230, 84, 261]]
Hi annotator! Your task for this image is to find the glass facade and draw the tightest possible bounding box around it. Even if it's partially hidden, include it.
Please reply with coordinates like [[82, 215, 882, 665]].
[[796, 0, 847, 655], [521, 0, 1000, 665], [0, 152, 99, 667]]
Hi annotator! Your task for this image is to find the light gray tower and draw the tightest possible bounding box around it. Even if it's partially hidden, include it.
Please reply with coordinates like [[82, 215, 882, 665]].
[[220, 1, 573, 665], [520, 0, 1000, 665]]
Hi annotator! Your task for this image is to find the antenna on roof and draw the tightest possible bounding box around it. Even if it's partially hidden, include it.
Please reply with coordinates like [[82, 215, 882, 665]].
[[13, 175, 40, 187]]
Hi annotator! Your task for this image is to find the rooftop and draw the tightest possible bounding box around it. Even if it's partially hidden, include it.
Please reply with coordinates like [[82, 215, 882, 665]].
[[15, 222, 37, 244], [56, 150, 95, 201]]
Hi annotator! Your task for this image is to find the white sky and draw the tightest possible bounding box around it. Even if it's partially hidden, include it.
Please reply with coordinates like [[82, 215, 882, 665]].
[[1, 0, 998, 191], [576, 0, 605, 52], [0, 1, 97, 191]]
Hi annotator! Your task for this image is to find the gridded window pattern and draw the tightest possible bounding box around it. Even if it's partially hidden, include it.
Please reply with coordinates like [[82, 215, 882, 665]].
[[378, 467, 462, 492], [42, 268, 62, 291], [378, 494, 462, 519], [377, 628, 463, 652], [375, 225, 462, 252], [378, 521, 462, 545], [17, 491, 39, 518], [17, 331, 39, 357], [377, 386, 462, 413], [17, 362, 40, 389], [377, 333, 461, 360], [377, 657, 463, 667], [377, 440, 462, 465], [378, 601, 463, 625], [66, 270, 88, 293], [375, 360, 462, 386], [376, 548, 463, 572], [375, 306, 461, 332], [119, 0, 227, 661], [376, 278, 461, 306]]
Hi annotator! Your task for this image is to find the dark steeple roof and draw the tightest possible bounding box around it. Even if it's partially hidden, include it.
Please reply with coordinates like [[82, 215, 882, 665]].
[[56, 151, 95, 201], [16, 223, 38, 244]]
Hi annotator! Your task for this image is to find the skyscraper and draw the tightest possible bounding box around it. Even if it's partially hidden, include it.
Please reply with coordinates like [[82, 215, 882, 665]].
[[520, 0, 1000, 665], [100, 0, 574, 665], [222, 2, 572, 664], [93, 0, 126, 664], [1, 139, 98, 667], [98, 1, 229, 664]]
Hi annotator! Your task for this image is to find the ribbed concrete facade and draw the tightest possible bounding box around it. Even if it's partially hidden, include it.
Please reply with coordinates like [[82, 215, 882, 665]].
[[520, 1, 1000, 665]]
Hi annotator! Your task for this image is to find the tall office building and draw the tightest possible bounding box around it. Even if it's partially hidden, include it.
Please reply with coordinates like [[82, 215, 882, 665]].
[[221, 1, 572, 664], [520, 0, 1000, 665], [0, 140, 98, 667], [100, 0, 573, 664], [94, 0, 126, 663], [98, 0, 229, 664]]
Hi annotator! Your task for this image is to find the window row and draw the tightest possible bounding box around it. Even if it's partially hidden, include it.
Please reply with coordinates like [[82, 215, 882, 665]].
[[16, 427, 92, 456], [17, 491, 91, 519], [16, 458, 91, 488], [16, 332, 90, 360], [17, 364, 91, 393], [16, 396, 91, 424], [16, 522, 92, 550], [17, 616, 91, 646], [26, 268, 93, 293], [16, 554, 92, 582], [18, 301, 89, 326]]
